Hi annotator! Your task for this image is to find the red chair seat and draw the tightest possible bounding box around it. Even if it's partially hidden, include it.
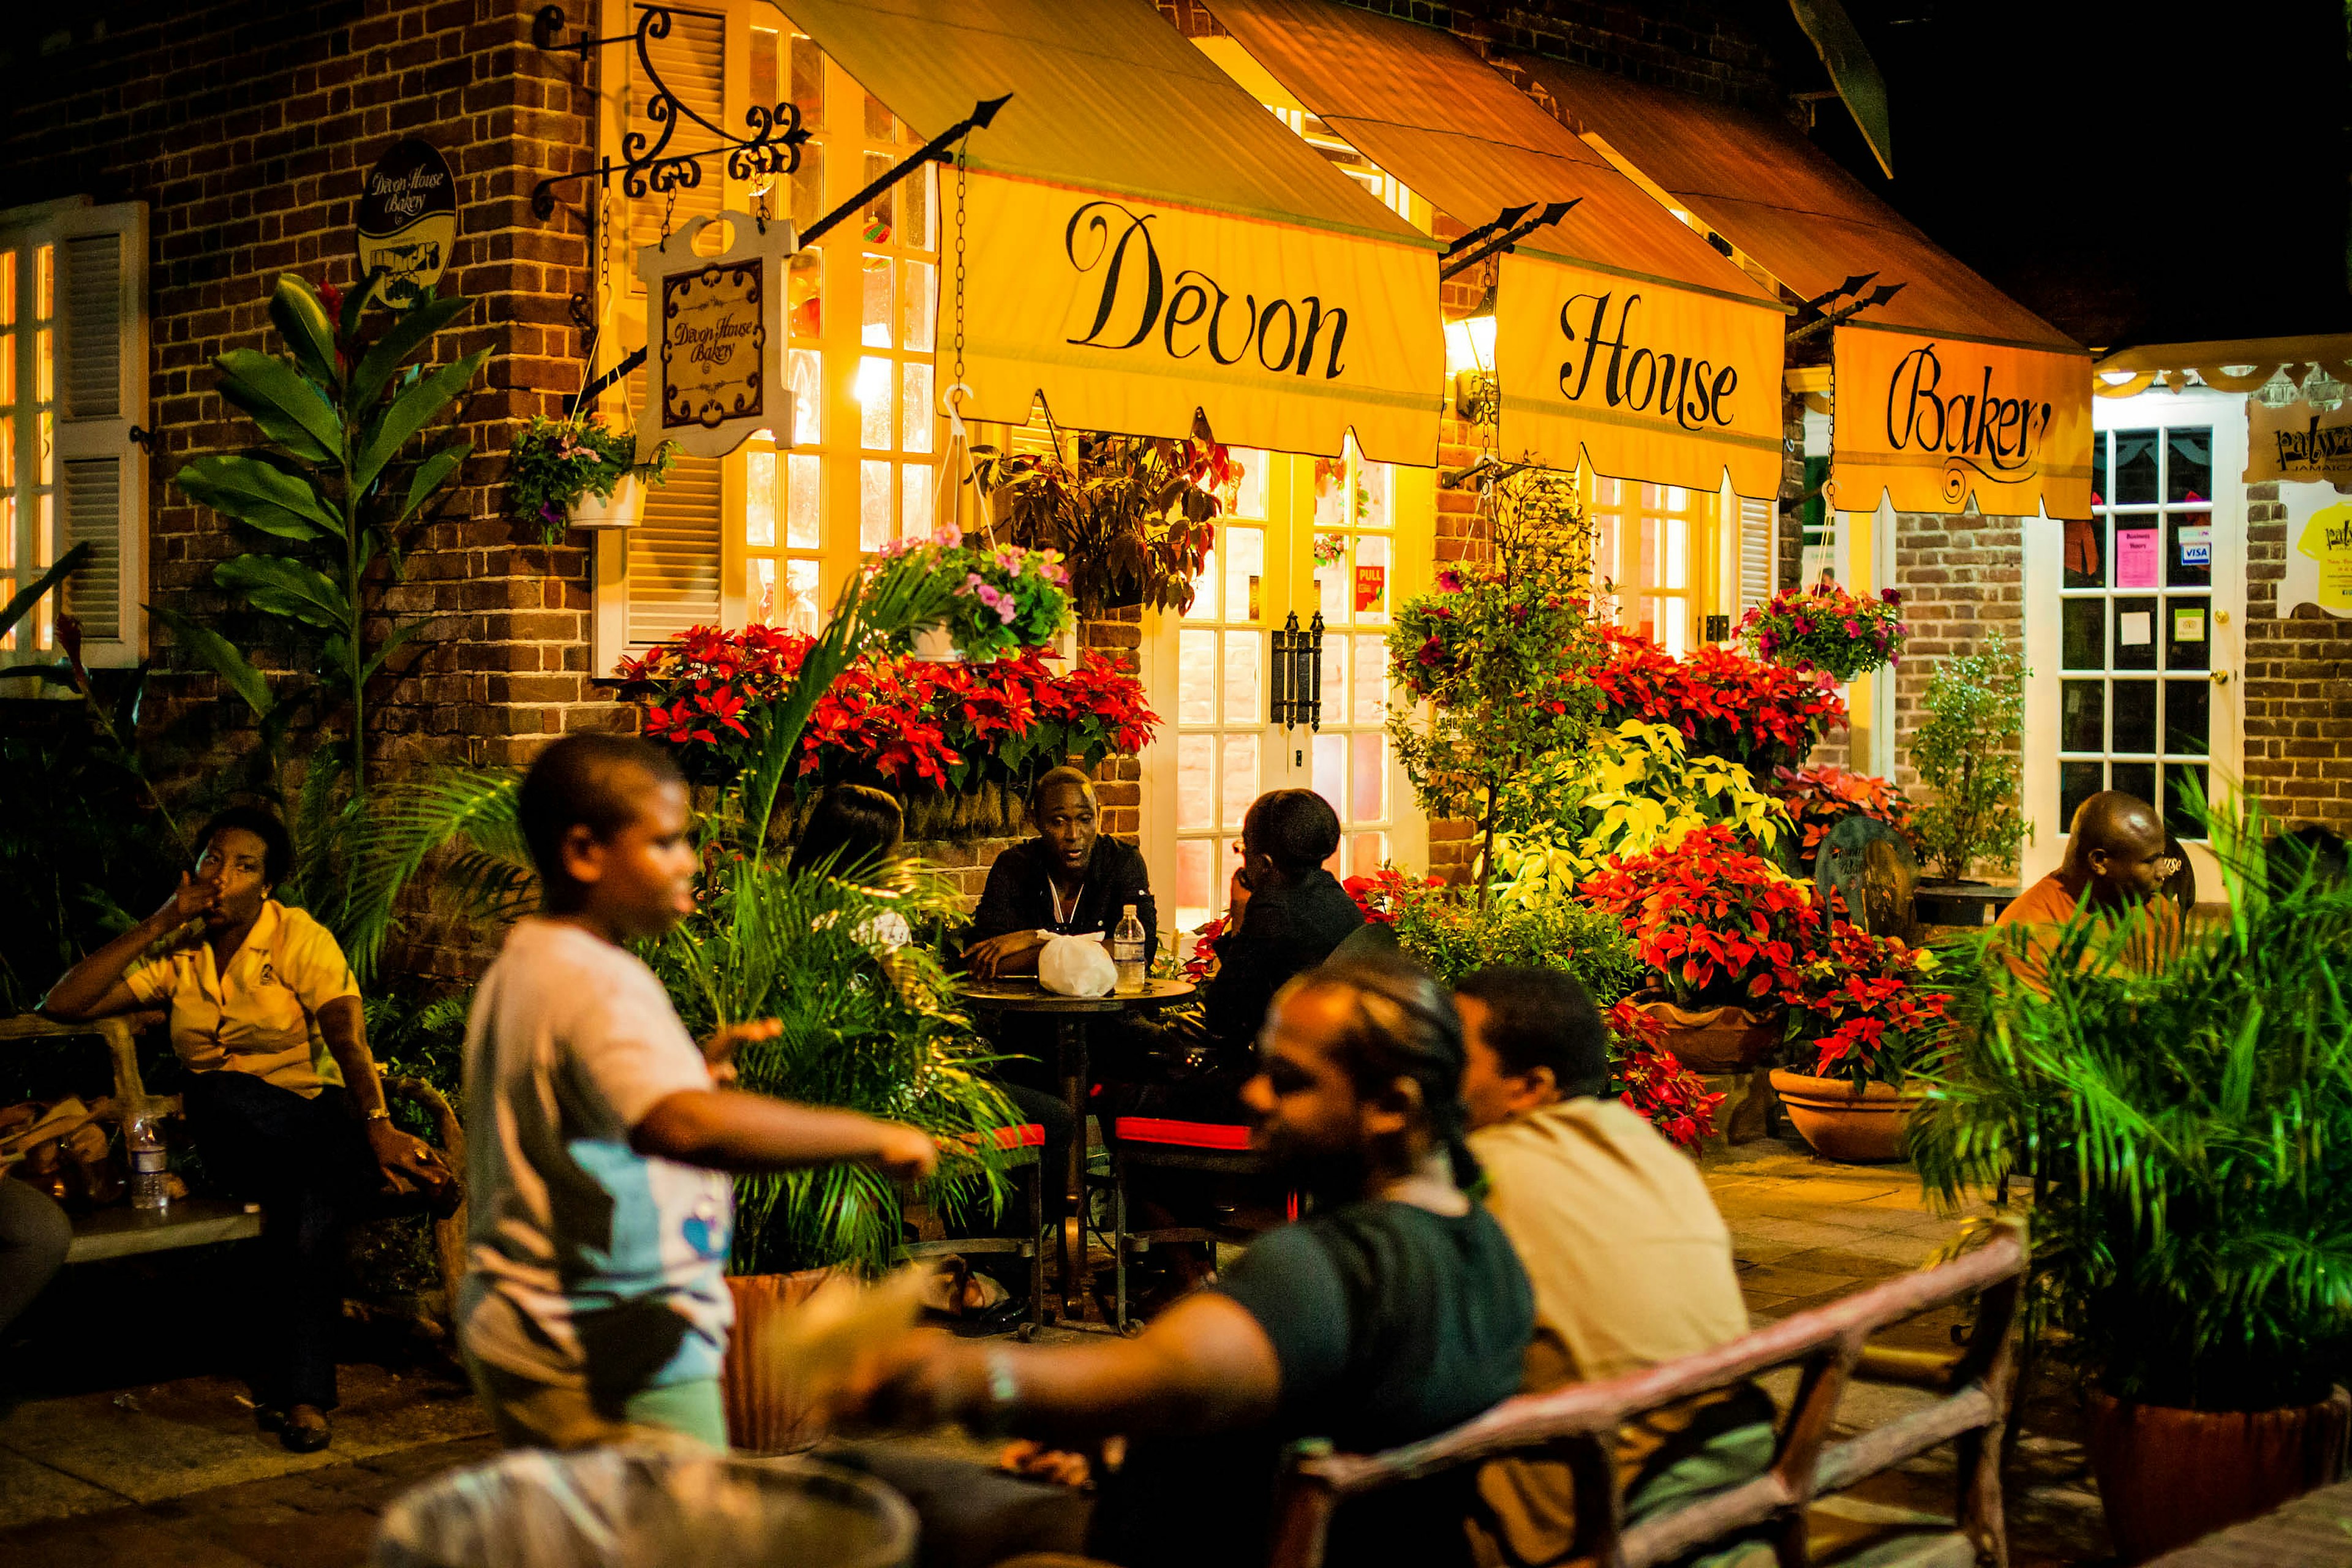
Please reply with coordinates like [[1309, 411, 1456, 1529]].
[[986, 1122, 1047, 1150], [1113, 1117, 1253, 1152]]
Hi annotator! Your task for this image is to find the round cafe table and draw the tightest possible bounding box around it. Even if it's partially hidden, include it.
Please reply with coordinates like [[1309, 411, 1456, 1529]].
[[952, 976, 1197, 1319]]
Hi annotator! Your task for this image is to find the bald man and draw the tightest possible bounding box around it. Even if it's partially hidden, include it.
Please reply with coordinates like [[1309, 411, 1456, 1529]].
[[1996, 791, 2181, 979]]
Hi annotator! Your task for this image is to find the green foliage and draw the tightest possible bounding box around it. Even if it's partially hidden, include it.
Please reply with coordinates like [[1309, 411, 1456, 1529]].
[[1387, 554, 1606, 908], [649, 858, 1019, 1275], [975, 434, 1224, 618], [1909, 786, 2352, 1411], [507, 413, 676, 541], [170, 273, 482, 799], [1387, 881, 1642, 1005], [1487, 719, 1795, 906], [1908, 633, 2028, 882]]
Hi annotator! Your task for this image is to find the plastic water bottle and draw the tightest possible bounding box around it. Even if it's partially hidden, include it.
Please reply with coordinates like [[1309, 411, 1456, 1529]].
[[129, 1114, 169, 1210], [1111, 905, 1147, 994]]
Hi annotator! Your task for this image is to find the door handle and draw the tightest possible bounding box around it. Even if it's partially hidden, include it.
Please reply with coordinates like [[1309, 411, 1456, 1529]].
[[2210, 669, 2230, 685]]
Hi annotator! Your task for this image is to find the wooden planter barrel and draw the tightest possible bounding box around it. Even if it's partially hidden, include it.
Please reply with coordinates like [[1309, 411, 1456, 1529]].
[[720, 1268, 835, 1454], [2087, 1384, 2351, 1562]]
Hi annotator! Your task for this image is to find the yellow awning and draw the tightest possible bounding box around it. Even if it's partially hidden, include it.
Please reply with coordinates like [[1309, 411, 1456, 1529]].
[[773, 0, 1442, 465], [1513, 55, 2094, 519], [1201, 0, 1788, 498], [1833, 330, 2095, 520]]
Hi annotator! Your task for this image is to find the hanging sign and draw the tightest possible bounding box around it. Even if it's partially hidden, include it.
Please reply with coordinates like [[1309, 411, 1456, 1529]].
[[1830, 328, 2093, 519], [1494, 251, 1786, 499], [636, 213, 793, 461], [2247, 399, 2352, 489], [356, 138, 457, 309], [2282, 480, 2352, 617]]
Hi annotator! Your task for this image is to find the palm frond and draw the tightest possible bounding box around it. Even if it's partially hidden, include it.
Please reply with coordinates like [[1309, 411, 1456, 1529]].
[[342, 768, 530, 980]]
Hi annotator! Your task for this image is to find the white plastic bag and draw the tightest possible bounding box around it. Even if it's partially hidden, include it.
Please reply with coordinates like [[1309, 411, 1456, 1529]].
[[1037, 934, 1116, 997]]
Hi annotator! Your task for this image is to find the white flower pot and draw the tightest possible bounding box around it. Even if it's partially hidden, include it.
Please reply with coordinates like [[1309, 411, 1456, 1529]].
[[910, 620, 962, 663], [566, 472, 644, 530]]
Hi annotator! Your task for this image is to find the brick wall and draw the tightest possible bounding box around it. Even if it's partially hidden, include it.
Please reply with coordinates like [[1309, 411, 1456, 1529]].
[[1887, 513, 2026, 872], [2243, 481, 2352, 834], [0, 0, 606, 793]]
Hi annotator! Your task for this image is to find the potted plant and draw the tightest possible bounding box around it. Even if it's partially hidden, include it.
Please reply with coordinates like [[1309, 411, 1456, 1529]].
[[1768, 924, 1951, 1163], [874, 527, 1071, 665], [1587, 626, 1848, 776], [974, 433, 1227, 619], [1768, 763, 1918, 872], [1907, 633, 2028, 926], [507, 412, 679, 538], [1576, 824, 1820, 1074], [1740, 582, 1909, 681], [1909, 791, 2352, 1561]]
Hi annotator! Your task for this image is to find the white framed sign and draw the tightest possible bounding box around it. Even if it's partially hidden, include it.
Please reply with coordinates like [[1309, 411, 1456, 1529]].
[[635, 211, 794, 461]]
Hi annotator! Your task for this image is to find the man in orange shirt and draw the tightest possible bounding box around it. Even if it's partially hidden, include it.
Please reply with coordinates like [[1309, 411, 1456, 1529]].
[[1997, 791, 2182, 980]]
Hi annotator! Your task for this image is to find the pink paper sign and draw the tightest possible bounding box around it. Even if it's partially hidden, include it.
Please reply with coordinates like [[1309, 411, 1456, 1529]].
[[2116, 529, 2159, 589]]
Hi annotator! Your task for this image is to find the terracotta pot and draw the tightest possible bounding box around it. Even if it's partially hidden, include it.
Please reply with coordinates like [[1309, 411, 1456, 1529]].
[[1769, 1069, 1927, 1164], [1636, 1000, 1781, 1074], [565, 472, 643, 529], [720, 1268, 835, 1453], [2087, 1384, 2351, 1562]]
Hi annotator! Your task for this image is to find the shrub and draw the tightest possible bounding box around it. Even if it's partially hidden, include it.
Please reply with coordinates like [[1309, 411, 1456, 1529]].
[[1909, 633, 2028, 882]]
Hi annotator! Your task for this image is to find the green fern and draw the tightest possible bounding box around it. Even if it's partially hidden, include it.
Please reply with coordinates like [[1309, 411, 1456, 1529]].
[[1909, 780, 2352, 1410], [341, 768, 530, 981]]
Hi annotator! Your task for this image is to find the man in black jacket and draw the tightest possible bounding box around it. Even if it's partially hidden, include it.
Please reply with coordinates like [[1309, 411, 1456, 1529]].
[[966, 766, 1158, 978]]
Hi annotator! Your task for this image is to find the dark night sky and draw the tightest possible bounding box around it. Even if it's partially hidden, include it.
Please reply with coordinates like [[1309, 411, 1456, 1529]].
[[1728, 0, 2352, 351]]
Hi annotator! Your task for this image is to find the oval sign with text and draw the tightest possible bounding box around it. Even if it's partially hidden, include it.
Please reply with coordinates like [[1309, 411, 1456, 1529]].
[[356, 138, 456, 310]]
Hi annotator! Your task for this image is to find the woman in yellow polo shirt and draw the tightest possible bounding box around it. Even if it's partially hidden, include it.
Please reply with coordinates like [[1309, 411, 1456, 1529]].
[[43, 807, 448, 1454]]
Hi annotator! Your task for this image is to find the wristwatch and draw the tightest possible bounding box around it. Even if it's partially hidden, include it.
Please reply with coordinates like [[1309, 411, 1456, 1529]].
[[362, 1106, 392, 1123]]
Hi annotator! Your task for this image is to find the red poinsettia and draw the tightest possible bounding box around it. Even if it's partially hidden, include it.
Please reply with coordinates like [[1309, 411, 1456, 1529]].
[[1579, 824, 1825, 1009], [1342, 867, 1444, 925], [1768, 764, 1919, 869], [1779, 923, 1953, 1089], [1603, 998, 1723, 1150], [1586, 626, 1846, 772]]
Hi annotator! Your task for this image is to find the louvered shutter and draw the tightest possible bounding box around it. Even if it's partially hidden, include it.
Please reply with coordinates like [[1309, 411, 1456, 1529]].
[[54, 201, 148, 665], [595, 4, 733, 673], [1738, 494, 1774, 612]]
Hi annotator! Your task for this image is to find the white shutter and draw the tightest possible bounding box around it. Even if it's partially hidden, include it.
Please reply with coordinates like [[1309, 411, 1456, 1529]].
[[54, 200, 148, 665], [1738, 494, 1774, 612], [594, 2, 734, 673]]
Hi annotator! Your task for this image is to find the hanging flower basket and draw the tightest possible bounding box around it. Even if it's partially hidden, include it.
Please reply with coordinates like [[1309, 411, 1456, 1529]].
[[565, 470, 646, 530], [507, 413, 678, 541]]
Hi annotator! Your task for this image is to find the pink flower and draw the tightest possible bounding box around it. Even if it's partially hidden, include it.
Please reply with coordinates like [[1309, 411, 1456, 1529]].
[[1437, 568, 1463, 592], [996, 597, 1017, 625], [1842, 619, 1862, 636], [1881, 587, 1901, 605]]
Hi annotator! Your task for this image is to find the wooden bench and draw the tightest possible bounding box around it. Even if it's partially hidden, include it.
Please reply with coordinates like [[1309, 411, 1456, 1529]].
[[0, 1012, 467, 1303], [1256, 1221, 2029, 1568]]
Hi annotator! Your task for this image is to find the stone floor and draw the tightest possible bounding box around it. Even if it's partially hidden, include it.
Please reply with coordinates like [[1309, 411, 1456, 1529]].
[[0, 1137, 2116, 1566]]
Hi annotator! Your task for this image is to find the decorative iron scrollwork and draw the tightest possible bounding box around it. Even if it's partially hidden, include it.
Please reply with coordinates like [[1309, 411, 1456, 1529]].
[[1270, 611, 1325, 731], [527, 4, 810, 222]]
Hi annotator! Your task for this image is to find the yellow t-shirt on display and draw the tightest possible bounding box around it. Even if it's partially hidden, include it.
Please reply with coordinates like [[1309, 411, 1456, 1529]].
[[123, 900, 360, 1097]]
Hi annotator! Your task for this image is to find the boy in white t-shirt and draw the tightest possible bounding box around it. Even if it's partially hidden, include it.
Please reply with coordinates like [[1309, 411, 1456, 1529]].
[[459, 734, 938, 1449]]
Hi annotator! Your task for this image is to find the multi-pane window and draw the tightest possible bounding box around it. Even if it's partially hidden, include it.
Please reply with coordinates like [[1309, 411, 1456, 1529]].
[[1173, 448, 1272, 935], [0, 241, 50, 654], [1307, 440, 1399, 880], [2060, 426, 2214, 839], [1590, 478, 1699, 653]]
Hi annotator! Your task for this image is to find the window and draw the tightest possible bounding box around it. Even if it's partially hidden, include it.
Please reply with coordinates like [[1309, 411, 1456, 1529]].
[[1590, 477, 1703, 653], [1306, 440, 1401, 881], [0, 197, 146, 669], [594, 3, 940, 666], [2059, 426, 2214, 839], [1172, 447, 1272, 935]]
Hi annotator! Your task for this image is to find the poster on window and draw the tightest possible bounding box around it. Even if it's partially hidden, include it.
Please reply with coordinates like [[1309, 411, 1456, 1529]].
[[2247, 399, 2352, 489], [2282, 480, 2352, 617], [636, 213, 793, 461]]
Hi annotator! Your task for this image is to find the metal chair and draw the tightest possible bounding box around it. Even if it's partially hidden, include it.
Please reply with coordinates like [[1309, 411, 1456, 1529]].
[[1108, 1115, 1295, 1333]]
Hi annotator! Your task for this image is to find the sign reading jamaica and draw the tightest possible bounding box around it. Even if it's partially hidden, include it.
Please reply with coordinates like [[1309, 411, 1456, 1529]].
[[635, 212, 792, 461], [356, 139, 456, 309]]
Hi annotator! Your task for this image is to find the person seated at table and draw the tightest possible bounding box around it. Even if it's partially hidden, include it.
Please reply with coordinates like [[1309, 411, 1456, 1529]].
[[963, 766, 1157, 979], [1197, 788, 1365, 1069], [834, 955, 1534, 1568], [1997, 790, 2181, 983], [794, 783, 1060, 1332], [1453, 966, 1767, 1566], [40, 806, 453, 1454]]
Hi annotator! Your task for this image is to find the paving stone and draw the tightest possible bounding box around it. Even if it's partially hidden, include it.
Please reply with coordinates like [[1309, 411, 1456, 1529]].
[[1767, 1246, 1913, 1280], [0, 1447, 129, 1530], [1726, 1213, 1881, 1250]]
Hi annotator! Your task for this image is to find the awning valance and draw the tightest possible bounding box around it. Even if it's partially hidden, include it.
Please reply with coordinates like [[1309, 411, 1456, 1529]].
[[774, 0, 1442, 466], [1515, 56, 2094, 519], [1202, 0, 1788, 498]]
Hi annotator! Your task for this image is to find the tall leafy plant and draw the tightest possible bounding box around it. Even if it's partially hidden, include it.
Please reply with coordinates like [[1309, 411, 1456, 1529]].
[[974, 434, 1227, 617], [1910, 788, 2352, 1411], [1908, 633, 2027, 883], [168, 273, 483, 800]]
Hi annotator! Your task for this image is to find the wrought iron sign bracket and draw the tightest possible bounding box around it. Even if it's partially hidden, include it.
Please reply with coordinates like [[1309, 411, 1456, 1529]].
[[1438, 200, 1577, 282], [1786, 270, 1907, 346], [1269, 611, 1325, 732]]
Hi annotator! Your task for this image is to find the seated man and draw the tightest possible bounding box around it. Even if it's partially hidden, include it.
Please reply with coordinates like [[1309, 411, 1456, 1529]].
[[1454, 967, 1766, 1567], [42, 807, 451, 1453], [963, 766, 1156, 979], [839, 957, 1534, 1568], [1997, 790, 2182, 982]]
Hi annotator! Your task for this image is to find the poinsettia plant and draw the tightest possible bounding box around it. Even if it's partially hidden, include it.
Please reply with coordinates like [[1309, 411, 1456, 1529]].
[[621, 627, 1156, 808], [1605, 998, 1724, 1151], [1586, 627, 1846, 774], [1779, 924, 1953, 1089], [1740, 583, 1909, 682], [1768, 764, 1919, 870], [1578, 824, 1825, 1011]]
